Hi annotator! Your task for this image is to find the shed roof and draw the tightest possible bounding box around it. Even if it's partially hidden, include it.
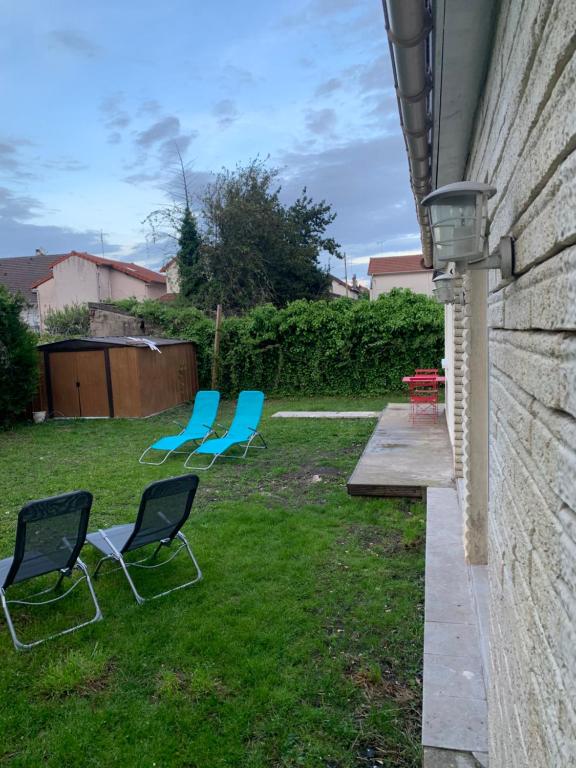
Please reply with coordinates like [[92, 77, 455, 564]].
[[367, 255, 428, 276], [37, 336, 191, 352]]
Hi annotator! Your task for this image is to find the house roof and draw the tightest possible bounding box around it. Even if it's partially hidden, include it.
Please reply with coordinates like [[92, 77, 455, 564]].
[[30, 251, 166, 289], [329, 274, 368, 295], [160, 257, 176, 272], [0, 253, 57, 304], [367, 255, 428, 276]]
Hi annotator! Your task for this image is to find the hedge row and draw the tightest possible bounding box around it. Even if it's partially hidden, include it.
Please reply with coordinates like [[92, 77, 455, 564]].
[[117, 289, 444, 397]]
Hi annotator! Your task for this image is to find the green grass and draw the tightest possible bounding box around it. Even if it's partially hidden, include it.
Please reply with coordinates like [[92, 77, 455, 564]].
[[0, 397, 424, 768]]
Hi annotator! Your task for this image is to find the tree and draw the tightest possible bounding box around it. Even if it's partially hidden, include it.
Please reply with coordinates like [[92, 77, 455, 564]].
[[144, 157, 342, 313], [0, 287, 39, 427], [176, 207, 203, 301], [199, 159, 341, 312]]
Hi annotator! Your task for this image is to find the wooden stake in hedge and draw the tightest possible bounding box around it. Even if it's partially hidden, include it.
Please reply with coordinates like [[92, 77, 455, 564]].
[[211, 304, 223, 389]]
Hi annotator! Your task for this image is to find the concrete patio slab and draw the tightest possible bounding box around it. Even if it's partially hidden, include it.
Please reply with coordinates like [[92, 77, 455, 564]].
[[271, 411, 381, 418], [347, 403, 454, 497]]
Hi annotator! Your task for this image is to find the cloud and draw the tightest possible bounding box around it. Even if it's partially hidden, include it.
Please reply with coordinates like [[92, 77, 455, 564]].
[[100, 93, 132, 141], [0, 138, 36, 179], [219, 65, 254, 88], [122, 172, 163, 186], [305, 108, 337, 136], [0, 187, 120, 258], [137, 99, 162, 116], [314, 78, 343, 98], [349, 249, 422, 265], [135, 116, 181, 148], [48, 29, 101, 58], [41, 158, 88, 172], [279, 134, 418, 258], [212, 99, 239, 128]]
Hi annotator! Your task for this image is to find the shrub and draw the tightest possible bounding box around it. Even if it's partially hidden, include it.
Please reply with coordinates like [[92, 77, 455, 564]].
[[44, 304, 90, 336], [0, 287, 39, 427], [121, 289, 444, 397]]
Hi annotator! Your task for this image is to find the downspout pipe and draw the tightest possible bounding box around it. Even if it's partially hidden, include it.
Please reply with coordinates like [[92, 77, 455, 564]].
[[383, 0, 434, 266]]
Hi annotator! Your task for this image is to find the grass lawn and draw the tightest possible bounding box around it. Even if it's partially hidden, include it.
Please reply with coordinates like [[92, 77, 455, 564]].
[[0, 396, 424, 768]]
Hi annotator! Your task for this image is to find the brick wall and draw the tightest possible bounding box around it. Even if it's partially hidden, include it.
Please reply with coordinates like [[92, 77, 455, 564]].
[[464, 0, 576, 763]]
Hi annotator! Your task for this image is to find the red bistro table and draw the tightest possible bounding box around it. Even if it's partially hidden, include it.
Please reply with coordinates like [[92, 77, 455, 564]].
[[402, 376, 446, 384]]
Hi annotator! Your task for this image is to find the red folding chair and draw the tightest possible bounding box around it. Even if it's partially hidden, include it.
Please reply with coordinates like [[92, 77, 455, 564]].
[[414, 368, 439, 377], [409, 381, 438, 424]]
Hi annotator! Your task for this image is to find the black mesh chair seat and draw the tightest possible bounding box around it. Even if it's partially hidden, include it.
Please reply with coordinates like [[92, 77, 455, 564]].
[[86, 524, 133, 557], [87, 475, 202, 605], [0, 490, 103, 651]]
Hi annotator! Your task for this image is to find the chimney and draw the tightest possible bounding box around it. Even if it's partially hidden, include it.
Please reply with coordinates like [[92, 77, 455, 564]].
[[35, 248, 46, 256], [351, 274, 358, 289]]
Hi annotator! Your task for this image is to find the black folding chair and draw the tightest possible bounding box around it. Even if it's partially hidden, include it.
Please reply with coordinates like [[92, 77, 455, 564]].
[[0, 491, 103, 651], [87, 475, 202, 605]]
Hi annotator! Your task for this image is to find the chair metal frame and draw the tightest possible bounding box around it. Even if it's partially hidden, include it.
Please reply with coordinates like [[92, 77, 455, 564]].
[[89, 475, 202, 605], [0, 491, 103, 651], [185, 427, 267, 471]]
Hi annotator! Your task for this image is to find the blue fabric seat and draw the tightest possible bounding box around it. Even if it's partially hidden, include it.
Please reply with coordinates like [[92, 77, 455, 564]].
[[139, 390, 220, 465], [186, 391, 266, 470]]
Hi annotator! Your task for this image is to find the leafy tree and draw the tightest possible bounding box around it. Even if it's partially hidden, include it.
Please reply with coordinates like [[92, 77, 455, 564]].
[[144, 158, 342, 313], [176, 207, 203, 301], [44, 304, 90, 336], [0, 287, 39, 427], [198, 160, 341, 312]]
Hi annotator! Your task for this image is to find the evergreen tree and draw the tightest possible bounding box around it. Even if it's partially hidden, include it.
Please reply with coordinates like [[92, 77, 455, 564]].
[[176, 207, 203, 302]]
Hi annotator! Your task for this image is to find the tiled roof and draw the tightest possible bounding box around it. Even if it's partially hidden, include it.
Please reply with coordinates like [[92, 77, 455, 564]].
[[0, 253, 57, 304], [160, 257, 176, 272], [30, 251, 166, 288], [367, 254, 428, 275]]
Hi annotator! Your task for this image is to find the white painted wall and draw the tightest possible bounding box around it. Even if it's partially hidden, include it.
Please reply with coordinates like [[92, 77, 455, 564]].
[[164, 261, 180, 294], [36, 255, 165, 329], [370, 270, 433, 299]]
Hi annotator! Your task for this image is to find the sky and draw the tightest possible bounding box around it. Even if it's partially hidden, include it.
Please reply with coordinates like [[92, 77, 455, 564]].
[[0, 0, 421, 283]]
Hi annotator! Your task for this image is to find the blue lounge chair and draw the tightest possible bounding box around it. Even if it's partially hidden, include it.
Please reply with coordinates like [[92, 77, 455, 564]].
[[139, 390, 221, 465], [185, 390, 266, 470]]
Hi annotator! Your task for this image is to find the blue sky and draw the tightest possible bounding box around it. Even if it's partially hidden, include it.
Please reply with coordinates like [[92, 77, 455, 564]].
[[0, 0, 420, 283]]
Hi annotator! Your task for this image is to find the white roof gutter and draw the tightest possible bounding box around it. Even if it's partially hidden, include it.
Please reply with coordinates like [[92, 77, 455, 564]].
[[383, 0, 434, 267]]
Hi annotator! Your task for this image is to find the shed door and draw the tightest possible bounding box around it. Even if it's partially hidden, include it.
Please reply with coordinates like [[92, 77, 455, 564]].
[[49, 351, 111, 417]]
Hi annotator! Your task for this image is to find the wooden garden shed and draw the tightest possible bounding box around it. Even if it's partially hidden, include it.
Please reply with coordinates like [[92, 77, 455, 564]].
[[37, 337, 198, 418]]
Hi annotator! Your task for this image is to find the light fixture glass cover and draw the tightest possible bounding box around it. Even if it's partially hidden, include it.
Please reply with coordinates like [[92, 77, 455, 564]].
[[432, 272, 455, 304], [422, 182, 496, 268]]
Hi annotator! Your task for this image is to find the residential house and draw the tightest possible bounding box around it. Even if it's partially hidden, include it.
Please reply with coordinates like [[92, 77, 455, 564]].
[[160, 257, 180, 294], [384, 0, 576, 765], [367, 254, 433, 299], [32, 251, 166, 330], [329, 274, 368, 299], [0, 251, 55, 329]]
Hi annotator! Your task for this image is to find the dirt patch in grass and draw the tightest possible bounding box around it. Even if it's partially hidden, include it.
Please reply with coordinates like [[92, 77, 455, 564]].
[[341, 524, 424, 557]]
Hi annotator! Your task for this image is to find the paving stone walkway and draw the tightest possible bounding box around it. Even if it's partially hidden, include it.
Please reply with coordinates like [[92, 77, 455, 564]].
[[423, 487, 489, 763], [272, 411, 381, 418]]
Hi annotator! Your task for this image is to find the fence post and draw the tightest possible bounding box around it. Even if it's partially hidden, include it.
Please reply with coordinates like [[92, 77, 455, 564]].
[[211, 304, 223, 389]]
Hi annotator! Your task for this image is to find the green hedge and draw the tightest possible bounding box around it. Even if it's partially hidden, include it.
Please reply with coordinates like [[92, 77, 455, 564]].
[[117, 289, 444, 396], [0, 286, 39, 427]]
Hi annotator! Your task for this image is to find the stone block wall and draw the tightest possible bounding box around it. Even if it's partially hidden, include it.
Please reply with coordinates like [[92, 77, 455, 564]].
[[463, 0, 576, 764]]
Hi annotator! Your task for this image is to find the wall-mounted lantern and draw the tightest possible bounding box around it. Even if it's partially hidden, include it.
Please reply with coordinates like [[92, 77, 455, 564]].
[[432, 272, 463, 305], [421, 181, 514, 279]]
